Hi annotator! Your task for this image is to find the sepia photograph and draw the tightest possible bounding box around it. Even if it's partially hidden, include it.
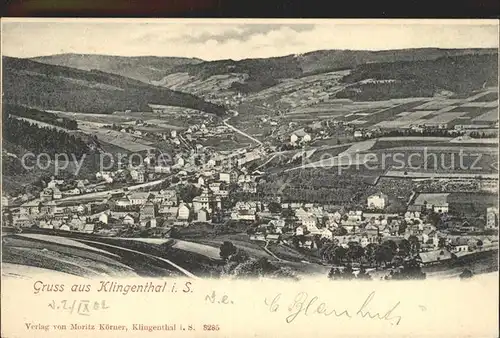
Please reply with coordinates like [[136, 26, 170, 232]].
[[1, 19, 498, 284], [2, 18, 499, 338]]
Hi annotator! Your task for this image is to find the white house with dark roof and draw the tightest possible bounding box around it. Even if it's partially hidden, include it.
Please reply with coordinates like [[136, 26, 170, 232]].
[[128, 192, 151, 205], [367, 192, 389, 210], [20, 200, 41, 215], [301, 216, 317, 229], [197, 209, 209, 222], [231, 209, 256, 221], [177, 203, 191, 221], [123, 213, 137, 225], [419, 250, 454, 266], [413, 193, 449, 213], [40, 188, 53, 201], [116, 196, 132, 207]]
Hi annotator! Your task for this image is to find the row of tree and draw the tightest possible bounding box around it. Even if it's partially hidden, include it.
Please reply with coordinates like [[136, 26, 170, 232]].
[[318, 236, 421, 268], [469, 131, 497, 139], [327, 256, 427, 280]]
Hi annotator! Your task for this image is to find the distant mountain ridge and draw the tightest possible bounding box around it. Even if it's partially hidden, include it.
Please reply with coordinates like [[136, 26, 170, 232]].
[[32, 48, 498, 93], [31, 53, 203, 83], [166, 48, 499, 93], [2, 56, 226, 115], [295, 48, 498, 74]]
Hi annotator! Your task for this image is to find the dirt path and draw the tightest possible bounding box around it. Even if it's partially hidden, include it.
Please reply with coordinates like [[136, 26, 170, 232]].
[[223, 117, 263, 146], [263, 241, 284, 262]]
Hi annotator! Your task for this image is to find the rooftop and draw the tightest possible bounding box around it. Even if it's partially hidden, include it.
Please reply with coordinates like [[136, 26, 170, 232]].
[[419, 250, 454, 263], [413, 193, 449, 206]]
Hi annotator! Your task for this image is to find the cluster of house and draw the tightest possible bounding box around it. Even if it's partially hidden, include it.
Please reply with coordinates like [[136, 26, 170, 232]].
[[418, 233, 498, 266], [244, 192, 498, 263], [289, 129, 312, 145], [285, 120, 376, 146], [2, 159, 261, 230], [35, 178, 115, 202], [281, 80, 338, 108], [90, 145, 263, 189], [3, 163, 499, 267], [203, 92, 244, 107], [8, 198, 94, 232], [184, 123, 233, 139], [203, 148, 263, 170], [5, 187, 199, 234], [248, 200, 439, 249], [410, 193, 450, 214]]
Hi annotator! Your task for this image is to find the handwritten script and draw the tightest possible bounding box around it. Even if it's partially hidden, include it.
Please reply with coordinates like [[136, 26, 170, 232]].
[[48, 300, 110, 316], [264, 291, 402, 325]]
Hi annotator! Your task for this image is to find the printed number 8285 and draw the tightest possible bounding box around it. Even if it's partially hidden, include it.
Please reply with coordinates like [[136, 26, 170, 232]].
[[203, 325, 220, 331]]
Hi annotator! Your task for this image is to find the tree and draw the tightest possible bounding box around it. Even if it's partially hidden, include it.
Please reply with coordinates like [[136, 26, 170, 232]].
[[392, 255, 404, 268], [391, 257, 426, 280], [313, 234, 323, 251], [94, 221, 110, 231], [281, 205, 295, 219], [375, 245, 394, 267], [219, 241, 237, 261], [267, 202, 282, 214], [332, 246, 347, 265], [397, 239, 411, 258], [427, 211, 441, 227], [328, 267, 341, 280], [476, 240, 483, 250], [459, 268, 474, 279], [408, 235, 421, 256], [334, 226, 348, 236], [328, 265, 355, 280], [347, 242, 365, 263], [341, 265, 355, 280], [320, 243, 336, 262], [169, 227, 180, 239], [227, 248, 250, 264], [398, 222, 407, 235], [246, 227, 257, 235], [177, 184, 202, 203], [364, 243, 378, 266], [438, 237, 447, 249], [231, 257, 297, 280], [383, 240, 398, 256]]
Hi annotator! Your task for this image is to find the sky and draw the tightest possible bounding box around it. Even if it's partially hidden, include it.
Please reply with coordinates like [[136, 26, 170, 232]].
[[2, 19, 499, 61]]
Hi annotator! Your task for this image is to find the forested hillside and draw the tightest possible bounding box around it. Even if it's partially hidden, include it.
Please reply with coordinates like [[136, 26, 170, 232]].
[[335, 53, 499, 100], [3, 104, 78, 130], [2, 57, 226, 115], [2, 114, 90, 159]]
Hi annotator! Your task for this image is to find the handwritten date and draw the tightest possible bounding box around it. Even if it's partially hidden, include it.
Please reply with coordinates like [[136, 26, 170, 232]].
[[48, 300, 109, 316]]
